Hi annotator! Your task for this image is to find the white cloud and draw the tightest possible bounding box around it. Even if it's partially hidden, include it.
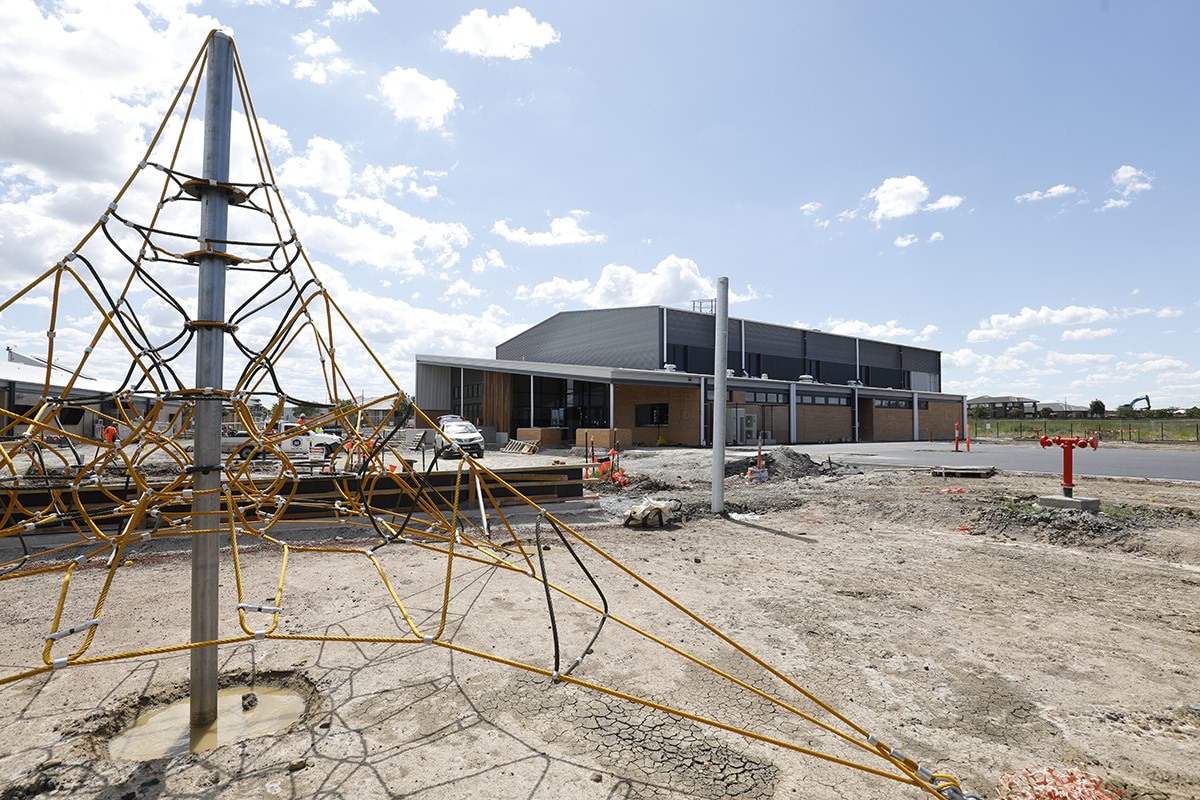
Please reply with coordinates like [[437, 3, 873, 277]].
[[514, 276, 591, 305], [866, 176, 962, 223], [814, 218, 831, 229], [1100, 165, 1152, 211], [1113, 355, 1188, 374], [928, 231, 944, 242], [943, 348, 1028, 373], [355, 164, 415, 196], [515, 255, 755, 309], [893, 234, 918, 248], [294, 195, 470, 275], [325, 0, 378, 24], [1005, 341, 1040, 355], [1112, 165, 1152, 197], [967, 305, 1120, 342], [492, 210, 606, 246], [471, 249, 507, 273], [378, 67, 459, 131], [1157, 307, 1184, 318], [291, 29, 357, 84], [1043, 351, 1113, 367], [1061, 327, 1117, 342], [279, 136, 354, 196], [1015, 184, 1078, 203], [836, 209, 858, 222], [799, 201, 822, 215], [867, 176, 928, 222], [442, 7, 560, 60], [924, 194, 963, 211], [442, 278, 481, 307], [815, 318, 937, 342]]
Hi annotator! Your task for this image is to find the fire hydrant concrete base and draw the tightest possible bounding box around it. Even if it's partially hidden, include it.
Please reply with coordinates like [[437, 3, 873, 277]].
[[1037, 495, 1101, 513]]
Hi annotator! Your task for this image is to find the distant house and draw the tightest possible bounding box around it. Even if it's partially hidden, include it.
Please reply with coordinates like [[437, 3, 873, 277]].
[[967, 395, 1039, 418], [1038, 402, 1090, 419]]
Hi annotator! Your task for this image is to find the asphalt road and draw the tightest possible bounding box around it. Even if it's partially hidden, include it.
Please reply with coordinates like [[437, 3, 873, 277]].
[[756, 439, 1200, 482]]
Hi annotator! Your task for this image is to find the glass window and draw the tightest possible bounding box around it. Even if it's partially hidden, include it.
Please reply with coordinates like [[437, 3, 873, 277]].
[[635, 403, 670, 426]]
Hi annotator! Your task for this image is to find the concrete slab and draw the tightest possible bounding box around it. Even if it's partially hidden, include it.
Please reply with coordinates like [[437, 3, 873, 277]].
[[1037, 495, 1101, 512], [931, 465, 995, 478]]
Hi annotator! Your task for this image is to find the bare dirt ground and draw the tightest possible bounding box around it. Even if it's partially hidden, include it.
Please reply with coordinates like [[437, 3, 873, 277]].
[[1, 445, 1197, 799]]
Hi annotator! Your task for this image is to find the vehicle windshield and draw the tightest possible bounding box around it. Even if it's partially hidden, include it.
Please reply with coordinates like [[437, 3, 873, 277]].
[[444, 422, 477, 434]]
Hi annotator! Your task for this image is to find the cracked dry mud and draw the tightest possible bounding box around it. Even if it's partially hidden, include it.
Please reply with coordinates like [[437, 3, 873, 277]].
[[0, 451, 1197, 799]]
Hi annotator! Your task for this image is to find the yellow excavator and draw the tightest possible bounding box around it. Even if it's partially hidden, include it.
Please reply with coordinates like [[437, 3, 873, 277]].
[[1117, 395, 1151, 412]]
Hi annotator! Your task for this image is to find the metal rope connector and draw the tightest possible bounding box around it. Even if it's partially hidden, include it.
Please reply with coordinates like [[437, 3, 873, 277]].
[[47, 618, 99, 641]]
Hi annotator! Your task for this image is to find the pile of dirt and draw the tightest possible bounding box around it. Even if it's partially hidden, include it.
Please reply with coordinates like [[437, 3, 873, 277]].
[[724, 448, 861, 480]]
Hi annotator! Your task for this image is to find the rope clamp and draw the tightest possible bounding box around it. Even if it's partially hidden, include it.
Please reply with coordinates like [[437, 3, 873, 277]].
[[254, 630, 266, 640], [52, 657, 69, 670], [423, 635, 433, 644], [73, 555, 87, 566], [238, 603, 282, 613], [550, 671, 560, 682], [47, 619, 99, 641]]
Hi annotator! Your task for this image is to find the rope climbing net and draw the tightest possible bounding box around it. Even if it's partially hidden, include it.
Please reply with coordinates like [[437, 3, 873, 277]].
[[0, 31, 979, 799]]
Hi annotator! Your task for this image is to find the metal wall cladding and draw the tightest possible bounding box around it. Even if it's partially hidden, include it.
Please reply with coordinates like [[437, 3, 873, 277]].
[[664, 309, 716, 348], [901, 346, 940, 374], [743, 320, 804, 356], [496, 307, 661, 369], [416, 362, 452, 409], [663, 310, 748, 350], [806, 332, 857, 363], [858, 339, 900, 369]]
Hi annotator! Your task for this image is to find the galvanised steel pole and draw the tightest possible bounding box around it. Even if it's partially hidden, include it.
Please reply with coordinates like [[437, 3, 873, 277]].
[[711, 277, 728, 514], [191, 31, 233, 732]]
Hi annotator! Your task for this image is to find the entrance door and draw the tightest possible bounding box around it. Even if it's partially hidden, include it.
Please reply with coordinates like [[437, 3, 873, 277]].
[[857, 398, 874, 442]]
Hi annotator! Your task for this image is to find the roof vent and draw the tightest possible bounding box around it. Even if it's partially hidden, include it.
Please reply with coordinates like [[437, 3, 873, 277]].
[[798, 374, 815, 383], [663, 363, 677, 372], [760, 373, 769, 380]]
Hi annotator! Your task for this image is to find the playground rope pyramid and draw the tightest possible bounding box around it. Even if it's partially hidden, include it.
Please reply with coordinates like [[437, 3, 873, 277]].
[[0, 31, 979, 800]]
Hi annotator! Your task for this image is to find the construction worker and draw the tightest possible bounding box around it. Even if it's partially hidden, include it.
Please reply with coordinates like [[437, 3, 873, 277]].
[[102, 423, 119, 445]]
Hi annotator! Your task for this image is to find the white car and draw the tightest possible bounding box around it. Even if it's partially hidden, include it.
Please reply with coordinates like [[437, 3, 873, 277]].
[[436, 420, 485, 458], [213, 423, 342, 460]]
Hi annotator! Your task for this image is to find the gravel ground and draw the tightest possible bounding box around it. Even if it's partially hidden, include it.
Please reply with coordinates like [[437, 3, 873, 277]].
[[0, 444, 1197, 799]]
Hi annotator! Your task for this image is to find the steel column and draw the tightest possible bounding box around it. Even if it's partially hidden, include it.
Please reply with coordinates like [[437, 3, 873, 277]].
[[191, 31, 233, 732]]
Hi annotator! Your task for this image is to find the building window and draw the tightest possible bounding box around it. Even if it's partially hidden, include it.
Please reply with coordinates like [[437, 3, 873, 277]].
[[635, 403, 669, 426], [874, 399, 913, 409]]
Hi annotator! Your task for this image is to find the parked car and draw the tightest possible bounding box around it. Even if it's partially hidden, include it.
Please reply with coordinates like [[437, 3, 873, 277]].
[[435, 420, 485, 458], [193, 424, 343, 461]]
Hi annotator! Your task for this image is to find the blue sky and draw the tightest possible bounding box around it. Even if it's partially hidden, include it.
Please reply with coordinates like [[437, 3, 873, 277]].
[[1, 1, 1197, 409]]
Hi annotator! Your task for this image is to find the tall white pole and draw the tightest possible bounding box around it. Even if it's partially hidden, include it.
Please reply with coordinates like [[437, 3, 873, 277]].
[[711, 278, 728, 514], [191, 31, 233, 731]]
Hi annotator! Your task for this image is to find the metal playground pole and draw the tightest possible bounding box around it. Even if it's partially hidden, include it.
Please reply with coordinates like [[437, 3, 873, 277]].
[[191, 31, 233, 733]]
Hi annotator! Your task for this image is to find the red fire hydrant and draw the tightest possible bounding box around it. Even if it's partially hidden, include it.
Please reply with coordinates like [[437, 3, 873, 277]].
[[1038, 435, 1098, 497]]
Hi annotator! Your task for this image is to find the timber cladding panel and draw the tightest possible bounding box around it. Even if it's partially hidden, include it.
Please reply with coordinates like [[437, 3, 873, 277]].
[[918, 400, 962, 440], [612, 383, 702, 446], [795, 405, 852, 443], [482, 371, 512, 433]]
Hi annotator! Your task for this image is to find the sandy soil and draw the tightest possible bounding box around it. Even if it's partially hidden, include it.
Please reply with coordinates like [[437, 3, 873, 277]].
[[0, 447, 1197, 800]]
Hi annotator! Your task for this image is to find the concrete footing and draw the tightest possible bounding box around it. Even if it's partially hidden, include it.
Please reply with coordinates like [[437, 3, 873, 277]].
[[1037, 495, 1101, 513]]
